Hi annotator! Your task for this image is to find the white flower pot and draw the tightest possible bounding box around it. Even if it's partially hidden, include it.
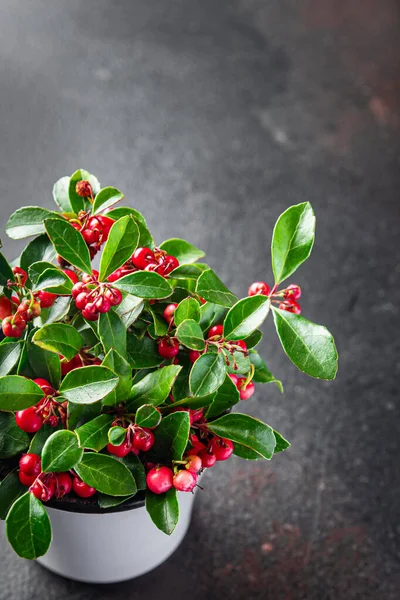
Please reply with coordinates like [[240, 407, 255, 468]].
[[36, 491, 197, 583]]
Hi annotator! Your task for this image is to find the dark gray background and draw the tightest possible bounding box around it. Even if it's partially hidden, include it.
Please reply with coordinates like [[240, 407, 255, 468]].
[[0, 1, 399, 598]]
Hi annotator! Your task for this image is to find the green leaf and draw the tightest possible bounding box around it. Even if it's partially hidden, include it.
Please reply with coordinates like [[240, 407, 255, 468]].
[[135, 405, 162, 428], [274, 430, 290, 453], [32, 323, 83, 361], [176, 319, 205, 351], [0, 412, 29, 458], [98, 310, 127, 357], [0, 253, 13, 286], [59, 366, 119, 404], [205, 374, 240, 419], [33, 296, 71, 327], [113, 271, 172, 299], [114, 294, 144, 328], [169, 264, 204, 280], [28, 424, 61, 455], [0, 376, 43, 411], [20, 235, 57, 274], [107, 207, 146, 225], [29, 262, 73, 294], [119, 453, 147, 490], [243, 329, 263, 349], [150, 412, 190, 462], [0, 470, 26, 520], [159, 238, 205, 264], [101, 349, 132, 406], [68, 169, 100, 214], [189, 352, 226, 397], [224, 296, 270, 341], [42, 430, 83, 472], [174, 297, 200, 327], [99, 216, 139, 281], [93, 186, 124, 214], [271, 202, 316, 284], [97, 494, 136, 509], [108, 426, 127, 445], [148, 304, 169, 337], [199, 302, 228, 332], [196, 269, 237, 307], [127, 334, 163, 369], [207, 413, 276, 459], [232, 443, 262, 460], [76, 414, 115, 451], [164, 393, 215, 410], [127, 365, 181, 411], [53, 176, 72, 212], [146, 489, 179, 535], [249, 350, 283, 392], [27, 334, 61, 389], [75, 453, 137, 496], [44, 218, 92, 274], [6, 207, 63, 240], [0, 341, 23, 377], [6, 492, 52, 559], [272, 308, 338, 380]]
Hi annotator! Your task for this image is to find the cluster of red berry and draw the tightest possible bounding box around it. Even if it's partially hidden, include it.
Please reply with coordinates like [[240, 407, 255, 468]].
[[108, 246, 179, 282], [15, 378, 67, 432], [18, 452, 96, 501], [71, 270, 123, 321], [107, 423, 156, 457], [248, 281, 302, 314]]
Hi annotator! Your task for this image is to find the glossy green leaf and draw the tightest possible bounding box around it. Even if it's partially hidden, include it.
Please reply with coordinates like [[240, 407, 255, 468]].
[[0, 471, 26, 520], [271, 202, 316, 284], [272, 308, 338, 380], [176, 319, 205, 351], [6, 492, 52, 559], [119, 453, 147, 490], [27, 334, 61, 389], [146, 489, 179, 535], [127, 365, 181, 410], [159, 238, 205, 264], [249, 349, 283, 392], [0, 412, 29, 458], [127, 334, 163, 369], [68, 169, 100, 214], [20, 234, 57, 274], [114, 294, 144, 328], [274, 430, 290, 453], [28, 424, 61, 455], [207, 413, 276, 459], [97, 494, 136, 509], [32, 323, 83, 361], [150, 412, 190, 462], [42, 430, 83, 472], [29, 262, 73, 294], [224, 296, 270, 341], [0, 253, 13, 286], [76, 414, 115, 451], [44, 218, 92, 274], [53, 176, 72, 212], [148, 304, 169, 337], [164, 393, 215, 410], [205, 374, 240, 418], [101, 349, 132, 406], [0, 341, 23, 377], [99, 216, 139, 281], [189, 352, 226, 397], [225, 348, 251, 375], [135, 405, 162, 428], [199, 302, 228, 332], [75, 453, 137, 496], [196, 269, 237, 307], [113, 271, 172, 299], [59, 366, 119, 404], [33, 296, 71, 327], [93, 186, 124, 214], [6, 206, 63, 240], [107, 206, 146, 225], [108, 426, 127, 446], [174, 297, 200, 327], [98, 310, 127, 356], [243, 329, 263, 349], [0, 376, 43, 411], [169, 264, 204, 280]]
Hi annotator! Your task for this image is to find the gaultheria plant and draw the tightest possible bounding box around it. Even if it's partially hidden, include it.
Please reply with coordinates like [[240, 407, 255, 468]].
[[0, 169, 338, 559]]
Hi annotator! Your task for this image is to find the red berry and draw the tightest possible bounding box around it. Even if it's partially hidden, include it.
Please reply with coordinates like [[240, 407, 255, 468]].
[[31, 479, 55, 502], [158, 337, 179, 358], [12, 267, 28, 286], [15, 407, 43, 432], [0, 296, 13, 320], [279, 301, 301, 314], [228, 373, 239, 386], [76, 180, 92, 197], [55, 473, 73, 498], [284, 284, 301, 301], [2, 316, 24, 338], [72, 477, 97, 498], [185, 455, 202, 473], [188, 350, 200, 363], [61, 354, 84, 376], [108, 268, 123, 282], [107, 441, 131, 458], [33, 378, 54, 395], [48, 415, 59, 427], [133, 429, 155, 452], [207, 324, 224, 339], [71, 282, 86, 299], [198, 297, 206, 305], [37, 290, 57, 308], [163, 303, 178, 324], [63, 269, 79, 284], [210, 438, 234, 461], [19, 471, 37, 487], [82, 227, 100, 245], [163, 255, 179, 275], [104, 288, 123, 307], [75, 292, 89, 310], [190, 408, 204, 424], [97, 216, 115, 238], [95, 296, 111, 314], [187, 439, 207, 456], [146, 467, 174, 494], [132, 247, 155, 270], [198, 449, 217, 468], [237, 378, 255, 400], [236, 340, 247, 352], [82, 303, 99, 321], [19, 453, 41, 477], [248, 281, 270, 297], [173, 470, 197, 492], [82, 270, 99, 284]]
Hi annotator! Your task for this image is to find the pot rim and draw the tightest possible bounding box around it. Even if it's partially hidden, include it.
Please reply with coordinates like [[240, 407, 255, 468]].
[[46, 491, 146, 515]]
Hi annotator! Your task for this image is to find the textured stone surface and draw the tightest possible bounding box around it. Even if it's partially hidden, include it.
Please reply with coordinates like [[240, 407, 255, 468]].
[[0, 1, 399, 598]]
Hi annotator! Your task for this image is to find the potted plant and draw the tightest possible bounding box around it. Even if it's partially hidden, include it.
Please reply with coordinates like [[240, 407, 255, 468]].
[[0, 169, 338, 583]]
